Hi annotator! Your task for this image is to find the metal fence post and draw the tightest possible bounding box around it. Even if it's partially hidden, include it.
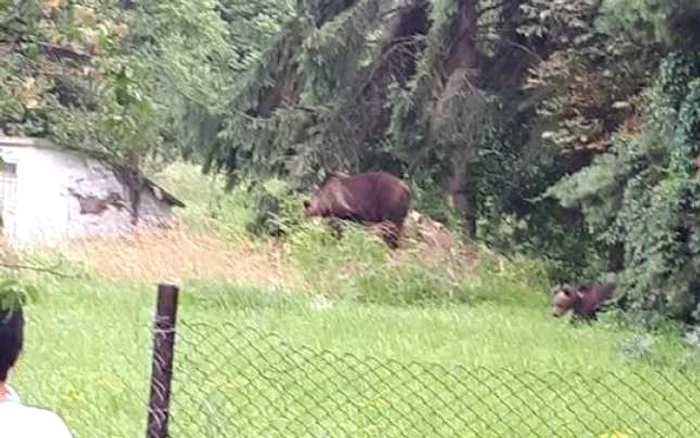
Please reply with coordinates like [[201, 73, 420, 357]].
[[146, 283, 180, 438]]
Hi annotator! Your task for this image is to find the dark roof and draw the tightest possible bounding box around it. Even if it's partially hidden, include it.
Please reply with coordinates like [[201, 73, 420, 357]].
[[143, 176, 186, 208], [0, 136, 186, 208]]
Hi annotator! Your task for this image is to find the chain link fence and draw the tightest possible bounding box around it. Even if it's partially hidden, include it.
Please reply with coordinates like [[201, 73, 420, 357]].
[[10, 284, 700, 437], [169, 320, 700, 438]]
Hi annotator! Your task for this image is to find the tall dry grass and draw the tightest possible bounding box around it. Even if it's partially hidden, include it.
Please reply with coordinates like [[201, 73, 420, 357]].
[[27, 227, 299, 288]]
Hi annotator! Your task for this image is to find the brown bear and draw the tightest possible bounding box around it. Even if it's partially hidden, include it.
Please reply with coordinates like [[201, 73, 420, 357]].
[[303, 171, 411, 248], [551, 283, 614, 321]]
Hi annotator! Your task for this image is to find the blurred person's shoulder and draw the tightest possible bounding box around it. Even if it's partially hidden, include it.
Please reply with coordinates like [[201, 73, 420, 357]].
[[0, 398, 72, 437]]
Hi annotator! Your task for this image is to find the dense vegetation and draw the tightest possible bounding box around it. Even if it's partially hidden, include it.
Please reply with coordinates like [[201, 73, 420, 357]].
[[8, 164, 700, 437], [3, 0, 700, 330]]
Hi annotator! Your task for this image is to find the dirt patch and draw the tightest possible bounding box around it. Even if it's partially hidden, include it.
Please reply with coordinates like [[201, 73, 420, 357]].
[[403, 210, 457, 252], [400, 210, 480, 266]]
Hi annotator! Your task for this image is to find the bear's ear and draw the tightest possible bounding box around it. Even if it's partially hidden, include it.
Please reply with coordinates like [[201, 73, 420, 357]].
[[577, 283, 591, 292], [318, 171, 347, 186], [552, 284, 573, 296], [329, 171, 349, 179]]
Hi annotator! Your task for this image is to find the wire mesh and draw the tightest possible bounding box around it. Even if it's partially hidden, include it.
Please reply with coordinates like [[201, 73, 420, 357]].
[[9, 294, 700, 438], [169, 321, 700, 437]]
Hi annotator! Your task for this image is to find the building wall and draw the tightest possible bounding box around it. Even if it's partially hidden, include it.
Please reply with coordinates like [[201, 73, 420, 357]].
[[0, 138, 176, 246], [0, 143, 38, 244]]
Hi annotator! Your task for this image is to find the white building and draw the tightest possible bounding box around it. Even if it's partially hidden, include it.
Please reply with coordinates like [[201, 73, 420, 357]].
[[0, 136, 185, 246]]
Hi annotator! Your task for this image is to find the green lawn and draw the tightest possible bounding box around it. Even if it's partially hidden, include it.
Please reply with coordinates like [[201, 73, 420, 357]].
[[8, 278, 700, 438]]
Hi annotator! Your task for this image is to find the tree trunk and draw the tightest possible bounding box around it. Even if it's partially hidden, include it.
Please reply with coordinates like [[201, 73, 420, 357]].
[[125, 151, 142, 225], [448, 156, 477, 238], [441, 0, 479, 239], [485, 0, 529, 93], [607, 241, 625, 272]]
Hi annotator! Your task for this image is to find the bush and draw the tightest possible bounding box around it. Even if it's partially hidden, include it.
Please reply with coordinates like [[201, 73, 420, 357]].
[[409, 181, 463, 232], [153, 162, 255, 241], [155, 164, 304, 242], [285, 217, 550, 308], [547, 52, 700, 327], [245, 178, 305, 238], [285, 220, 388, 297]]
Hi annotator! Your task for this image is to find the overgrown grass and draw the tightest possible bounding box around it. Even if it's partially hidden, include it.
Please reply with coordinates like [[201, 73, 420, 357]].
[[9, 278, 700, 438], [154, 162, 306, 243], [153, 161, 255, 241], [284, 219, 551, 308], [5, 162, 700, 437]]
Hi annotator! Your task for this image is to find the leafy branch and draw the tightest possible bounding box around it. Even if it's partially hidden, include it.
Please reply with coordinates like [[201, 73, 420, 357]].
[[0, 263, 76, 279]]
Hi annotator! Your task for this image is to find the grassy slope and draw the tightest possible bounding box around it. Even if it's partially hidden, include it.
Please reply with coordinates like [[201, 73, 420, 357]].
[[8, 163, 700, 437]]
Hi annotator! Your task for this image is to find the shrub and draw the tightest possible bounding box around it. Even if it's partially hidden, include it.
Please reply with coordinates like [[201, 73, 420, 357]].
[[245, 178, 305, 238], [547, 52, 700, 327], [285, 218, 550, 308]]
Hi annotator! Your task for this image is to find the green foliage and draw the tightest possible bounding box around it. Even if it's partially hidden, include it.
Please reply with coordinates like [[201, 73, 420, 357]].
[[408, 180, 463, 231], [598, 0, 700, 50], [154, 162, 306, 241], [285, 216, 550, 308], [177, 0, 294, 164], [547, 52, 700, 327], [0, 0, 242, 180], [208, 18, 310, 182], [387, 0, 474, 183], [218, 0, 294, 72], [297, 0, 381, 104], [0, 256, 84, 316], [0, 276, 36, 314], [208, 0, 423, 188], [286, 219, 389, 297], [354, 251, 551, 308], [245, 177, 306, 238], [153, 162, 256, 241], [518, 0, 601, 44]]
